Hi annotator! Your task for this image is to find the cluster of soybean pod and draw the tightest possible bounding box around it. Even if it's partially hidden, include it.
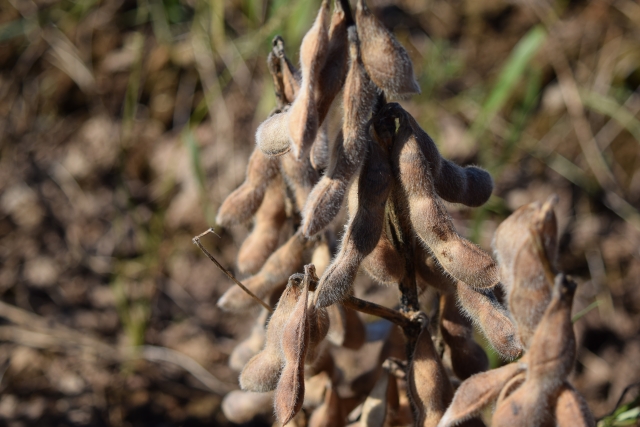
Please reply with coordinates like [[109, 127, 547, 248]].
[[210, 0, 596, 426]]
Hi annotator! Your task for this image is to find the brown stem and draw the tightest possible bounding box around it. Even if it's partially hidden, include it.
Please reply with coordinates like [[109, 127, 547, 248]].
[[192, 229, 273, 313], [343, 295, 417, 332]]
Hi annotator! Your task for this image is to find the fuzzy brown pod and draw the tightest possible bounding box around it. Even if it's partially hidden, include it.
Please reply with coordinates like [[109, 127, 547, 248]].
[[229, 309, 269, 372], [388, 103, 498, 290], [240, 284, 301, 392], [280, 149, 321, 213], [455, 282, 522, 360], [361, 214, 406, 285], [272, 36, 301, 103], [360, 371, 389, 427], [275, 275, 311, 425], [440, 293, 489, 380], [395, 106, 493, 207], [236, 176, 287, 275], [492, 196, 558, 349], [527, 274, 576, 391], [408, 313, 454, 427], [288, 0, 330, 159], [326, 304, 366, 350], [315, 134, 392, 308], [267, 49, 287, 109], [491, 275, 577, 427], [415, 246, 456, 294], [355, 0, 420, 97], [216, 146, 280, 226], [218, 232, 306, 312], [301, 26, 379, 237], [309, 385, 345, 427], [221, 390, 274, 424], [314, 0, 349, 124], [554, 383, 596, 427], [311, 122, 331, 171], [437, 362, 527, 427], [256, 108, 292, 157]]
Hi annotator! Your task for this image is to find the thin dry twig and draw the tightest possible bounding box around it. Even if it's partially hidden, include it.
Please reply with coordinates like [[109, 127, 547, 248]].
[[192, 228, 273, 312], [343, 294, 418, 332]]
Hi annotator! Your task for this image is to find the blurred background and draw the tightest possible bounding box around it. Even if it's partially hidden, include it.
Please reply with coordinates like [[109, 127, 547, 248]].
[[1, 0, 639, 425]]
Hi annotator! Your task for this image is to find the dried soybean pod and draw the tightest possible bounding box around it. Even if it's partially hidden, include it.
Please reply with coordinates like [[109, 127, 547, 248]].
[[311, 122, 330, 171], [308, 385, 345, 427], [389, 103, 498, 290], [301, 26, 379, 237], [237, 176, 287, 275], [495, 197, 558, 348], [275, 276, 311, 425], [527, 274, 576, 392], [240, 284, 301, 392], [415, 246, 456, 294], [273, 36, 301, 103], [315, 135, 392, 308], [216, 146, 280, 226], [554, 383, 595, 427], [440, 293, 488, 380], [360, 372, 391, 427], [315, 0, 349, 124], [355, 0, 419, 97], [437, 362, 526, 427], [229, 309, 269, 371], [400, 112, 493, 207], [492, 275, 577, 427], [456, 282, 522, 360], [302, 131, 350, 236], [267, 49, 286, 109], [288, 0, 330, 159], [218, 232, 306, 312], [407, 313, 454, 427], [361, 214, 406, 285], [280, 149, 321, 213], [256, 108, 291, 157], [221, 390, 274, 424]]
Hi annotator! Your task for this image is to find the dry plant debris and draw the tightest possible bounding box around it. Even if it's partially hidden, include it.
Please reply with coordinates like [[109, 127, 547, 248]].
[[203, 0, 597, 425]]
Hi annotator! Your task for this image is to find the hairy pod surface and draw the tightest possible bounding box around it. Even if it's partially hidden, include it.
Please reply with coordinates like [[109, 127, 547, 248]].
[[229, 309, 269, 372], [311, 122, 330, 171], [256, 108, 291, 157], [288, 0, 330, 159], [493, 197, 558, 348], [408, 314, 454, 427], [275, 279, 311, 425], [415, 246, 456, 293], [237, 176, 287, 275], [273, 36, 301, 103], [437, 362, 526, 427], [527, 274, 576, 390], [554, 383, 595, 427], [389, 104, 498, 289], [399, 110, 493, 207], [302, 26, 379, 237], [216, 147, 280, 226], [218, 232, 306, 312], [355, 0, 420, 97], [221, 390, 274, 424], [280, 149, 321, 213], [440, 293, 489, 380], [455, 282, 522, 360], [314, 0, 349, 124], [315, 135, 392, 308], [240, 284, 301, 392], [361, 213, 406, 285]]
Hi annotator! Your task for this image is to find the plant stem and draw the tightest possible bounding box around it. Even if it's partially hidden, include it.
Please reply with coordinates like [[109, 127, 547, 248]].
[[343, 295, 417, 331], [192, 229, 273, 312]]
